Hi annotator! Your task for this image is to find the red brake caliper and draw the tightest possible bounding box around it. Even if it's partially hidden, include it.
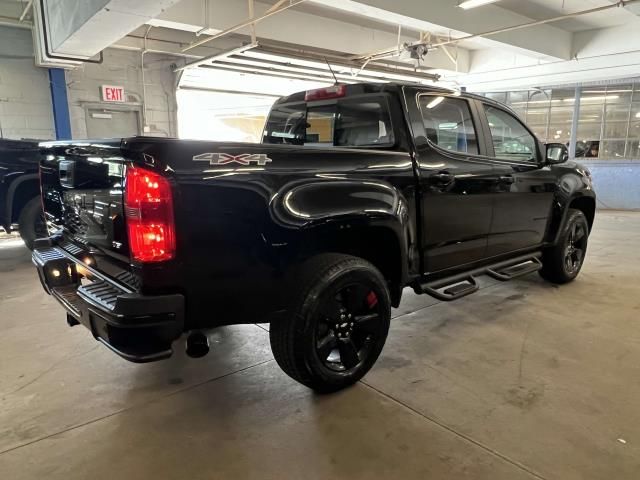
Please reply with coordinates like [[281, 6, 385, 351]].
[[366, 291, 378, 309]]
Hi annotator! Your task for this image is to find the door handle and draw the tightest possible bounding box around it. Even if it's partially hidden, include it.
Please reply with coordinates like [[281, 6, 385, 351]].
[[430, 171, 455, 184], [499, 175, 515, 185]]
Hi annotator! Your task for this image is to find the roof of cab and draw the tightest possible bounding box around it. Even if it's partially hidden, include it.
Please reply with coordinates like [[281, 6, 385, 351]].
[[273, 81, 514, 114]]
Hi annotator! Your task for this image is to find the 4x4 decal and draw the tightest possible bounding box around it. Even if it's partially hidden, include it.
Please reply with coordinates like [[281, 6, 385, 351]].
[[193, 153, 273, 166]]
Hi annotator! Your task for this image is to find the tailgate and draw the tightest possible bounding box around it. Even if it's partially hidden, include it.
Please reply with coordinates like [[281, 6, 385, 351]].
[[40, 140, 130, 264]]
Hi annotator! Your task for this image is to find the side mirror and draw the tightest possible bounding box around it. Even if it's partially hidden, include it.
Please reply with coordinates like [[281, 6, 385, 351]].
[[545, 143, 569, 164]]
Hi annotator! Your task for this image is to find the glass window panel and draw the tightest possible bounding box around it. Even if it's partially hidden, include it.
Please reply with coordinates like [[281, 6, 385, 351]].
[[604, 121, 628, 139], [605, 85, 633, 104], [511, 107, 527, 120], [334, 100, 395, 147], [471, 84, 640, 157], [507, 91, 528, 106], [530, 125, 548, 142], [577, 124, 602, 143], [627, 139, 640, 158], [419, 96, 479, 155], [306, 107, 335, 145], [551, 88, 575, 103], [628, 120, 640, 141], [577, 124, 603, 143], [581, 87, 609, 106], [548, 106, 573, 143], [485, 92, 507, 103], [526, 108, 549, 132], [601, 140, 626, 159], [528, 89, 552, 107], [577, 103, 603, 143], [605, 104, 631, 122], [484, 105, 538, 163]]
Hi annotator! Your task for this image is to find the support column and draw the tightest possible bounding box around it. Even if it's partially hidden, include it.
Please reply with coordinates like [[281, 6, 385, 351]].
[[48, 68, 71, 140], [569, 86, 581, 159]]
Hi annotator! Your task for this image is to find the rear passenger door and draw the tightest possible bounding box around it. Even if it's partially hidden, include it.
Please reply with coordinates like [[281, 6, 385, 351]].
[[477, 102, 556, 256], [404, 88, 496, 273]]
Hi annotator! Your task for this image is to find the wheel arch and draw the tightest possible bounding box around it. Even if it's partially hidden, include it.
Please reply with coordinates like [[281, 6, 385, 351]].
[[6, 173, 40, 225], [296, 217, 409, 307], [548, 192, 596, 245], [569, 196, 595, 232]]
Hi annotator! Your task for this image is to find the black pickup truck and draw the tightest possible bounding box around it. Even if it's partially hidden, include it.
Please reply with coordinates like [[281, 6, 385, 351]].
[[1, 139, 47, 248], [32, 83, 595, 392]]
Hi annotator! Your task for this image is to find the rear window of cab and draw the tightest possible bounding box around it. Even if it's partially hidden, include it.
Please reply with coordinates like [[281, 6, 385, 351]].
[[263, 95, 395, 148]]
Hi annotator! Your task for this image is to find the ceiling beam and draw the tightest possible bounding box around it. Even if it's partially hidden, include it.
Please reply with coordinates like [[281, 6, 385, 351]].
[[309, 0, 573, 60]]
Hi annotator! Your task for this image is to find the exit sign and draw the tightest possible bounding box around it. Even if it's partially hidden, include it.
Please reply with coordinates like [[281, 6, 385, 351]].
[[101, 85, 125, 102]]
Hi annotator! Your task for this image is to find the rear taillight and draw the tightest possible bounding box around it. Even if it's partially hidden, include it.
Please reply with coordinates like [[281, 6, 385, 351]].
[[304, 84, 346, 101], [124, 166, 175, 263]]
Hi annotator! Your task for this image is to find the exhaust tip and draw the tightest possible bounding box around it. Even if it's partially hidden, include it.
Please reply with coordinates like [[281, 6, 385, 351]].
[[185, 331, 210, 358]]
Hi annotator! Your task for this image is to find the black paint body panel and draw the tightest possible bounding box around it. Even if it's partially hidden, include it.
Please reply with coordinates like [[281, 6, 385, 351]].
[[37, 83, 596, 332], [0, 139, 41, 231]]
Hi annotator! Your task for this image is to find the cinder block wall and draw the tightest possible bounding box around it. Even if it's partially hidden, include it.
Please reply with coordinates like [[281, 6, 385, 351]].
[[0, 25, 177, 141], [0, 27, 55, 140], [66, 49, 178, 138]]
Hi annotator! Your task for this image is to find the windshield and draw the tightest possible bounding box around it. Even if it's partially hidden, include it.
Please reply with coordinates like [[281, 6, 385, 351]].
[[262, 96, 395, 148]]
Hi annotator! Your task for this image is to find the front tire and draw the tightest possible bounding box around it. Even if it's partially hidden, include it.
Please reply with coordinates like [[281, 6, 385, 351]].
[[18, 197, 47, 251], [270, 254, 391, 393], [539, 208, 589, 284]]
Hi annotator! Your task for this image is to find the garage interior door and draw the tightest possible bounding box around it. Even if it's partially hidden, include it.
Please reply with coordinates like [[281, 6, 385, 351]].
[[86, 109, 140, 138]]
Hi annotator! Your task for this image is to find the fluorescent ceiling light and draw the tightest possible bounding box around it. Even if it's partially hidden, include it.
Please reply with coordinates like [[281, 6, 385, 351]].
[[427, 96, 445, 109], [564, 95, 618, 102], [458, 0, 500, 9], [635, 112, 640, 118]]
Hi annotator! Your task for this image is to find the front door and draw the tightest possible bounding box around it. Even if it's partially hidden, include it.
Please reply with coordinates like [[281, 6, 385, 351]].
[[478, 102, 556, 256], [405, 88, 496, 274]]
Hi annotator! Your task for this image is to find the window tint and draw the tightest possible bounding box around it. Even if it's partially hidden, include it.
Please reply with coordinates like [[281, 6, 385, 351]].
[[484, 105, 538, 163], [263, 97, 394, 147], [419, 95, 478, 155]]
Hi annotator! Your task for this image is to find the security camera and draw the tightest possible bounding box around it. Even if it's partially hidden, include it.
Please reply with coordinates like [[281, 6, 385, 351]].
[[405, 43, 429, 60]]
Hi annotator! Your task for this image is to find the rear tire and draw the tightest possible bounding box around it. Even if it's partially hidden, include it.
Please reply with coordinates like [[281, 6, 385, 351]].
[[270, 254, 391, 393], [18, 196, 47, 251], [539, 208, 589, 284]]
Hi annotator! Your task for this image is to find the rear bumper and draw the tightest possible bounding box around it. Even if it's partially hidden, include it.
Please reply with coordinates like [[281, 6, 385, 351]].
[[32, 246, 184, 363]]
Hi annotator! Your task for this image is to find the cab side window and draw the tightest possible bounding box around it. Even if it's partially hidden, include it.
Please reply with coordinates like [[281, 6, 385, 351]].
[[419, 95, 479, 155], [484, 105, 538, 163]]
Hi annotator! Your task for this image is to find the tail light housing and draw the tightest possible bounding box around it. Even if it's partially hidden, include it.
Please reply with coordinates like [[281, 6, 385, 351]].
[[304, 84, 346, 101], [124, 165, 175, 263]]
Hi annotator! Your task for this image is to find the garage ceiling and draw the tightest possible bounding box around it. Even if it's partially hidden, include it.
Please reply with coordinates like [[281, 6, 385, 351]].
[[5, 0, 639, 91], [140, 0, 640, 90]]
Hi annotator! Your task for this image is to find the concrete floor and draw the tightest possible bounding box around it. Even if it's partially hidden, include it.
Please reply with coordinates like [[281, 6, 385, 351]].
[[1, 211, 639, 480]]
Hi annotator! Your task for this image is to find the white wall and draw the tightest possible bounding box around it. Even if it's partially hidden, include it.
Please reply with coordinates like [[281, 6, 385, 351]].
[[66, 49, 178, 138], [0, 27, 55, 140]]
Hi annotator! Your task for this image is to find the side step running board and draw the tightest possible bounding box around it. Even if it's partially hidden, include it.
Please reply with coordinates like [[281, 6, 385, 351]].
[[486, 257, 542, 281], [415, 252, 542, 302], [420, 276, 479, 302]]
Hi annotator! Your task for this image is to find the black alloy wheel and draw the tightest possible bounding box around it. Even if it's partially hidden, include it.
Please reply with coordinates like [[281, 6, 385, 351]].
[[270, 254, 391, 393], [315, 284, 384, 373], [539, 208, 590, 284], [563, 220, 588, 275]]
